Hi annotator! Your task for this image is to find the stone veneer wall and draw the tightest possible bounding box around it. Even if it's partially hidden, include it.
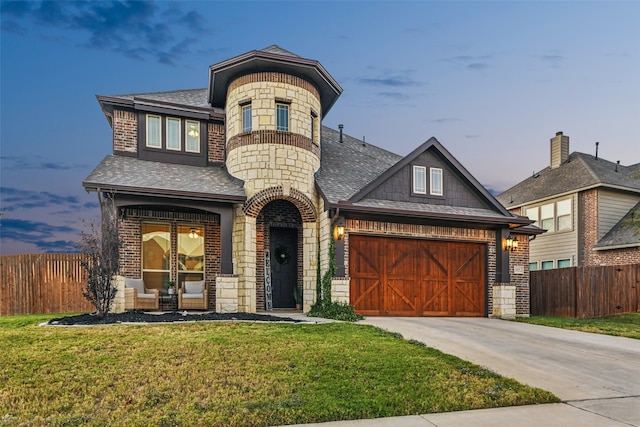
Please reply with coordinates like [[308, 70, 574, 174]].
[[119, 208, 221, 310], [113, 109, 137, 153], [580, 189, 640, 265], [344, 219, 499, 314]]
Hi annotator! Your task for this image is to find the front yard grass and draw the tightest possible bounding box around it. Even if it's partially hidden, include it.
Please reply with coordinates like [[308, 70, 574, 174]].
[[516, 313, 640, 339], [1, 314, 558, 427]]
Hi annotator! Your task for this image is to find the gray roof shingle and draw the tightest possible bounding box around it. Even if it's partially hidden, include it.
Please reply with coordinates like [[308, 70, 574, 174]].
[[83, 155, 245, 201], [594, 201, 640, 249], [316, 126, 401, 203], [497, 152, 640, 207]]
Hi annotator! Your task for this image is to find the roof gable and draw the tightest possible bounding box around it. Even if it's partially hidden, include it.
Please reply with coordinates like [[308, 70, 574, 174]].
[[349, 137, 512, 216], [498, 152, 640, 207], [595, 201, 640, 250]]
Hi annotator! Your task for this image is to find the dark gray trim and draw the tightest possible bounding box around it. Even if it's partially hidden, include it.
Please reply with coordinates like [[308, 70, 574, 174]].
[[83, 182, 246, 204], [495, 228, 511, 284]]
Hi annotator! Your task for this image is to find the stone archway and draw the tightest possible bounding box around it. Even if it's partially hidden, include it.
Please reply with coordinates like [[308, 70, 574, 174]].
[[243, 186, 316, 222]]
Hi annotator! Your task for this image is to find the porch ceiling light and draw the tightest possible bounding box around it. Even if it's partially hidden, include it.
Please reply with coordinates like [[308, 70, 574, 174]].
[[187, 124, 199, 138], [189, 228, 198, 239]]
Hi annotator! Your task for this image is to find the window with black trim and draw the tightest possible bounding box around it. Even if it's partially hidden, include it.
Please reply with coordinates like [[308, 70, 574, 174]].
[[242, 105, 252, 133], [276, 104, 289, 131]]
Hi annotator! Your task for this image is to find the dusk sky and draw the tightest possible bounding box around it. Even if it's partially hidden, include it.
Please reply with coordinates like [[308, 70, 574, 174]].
[[1, 1, 638, 255]]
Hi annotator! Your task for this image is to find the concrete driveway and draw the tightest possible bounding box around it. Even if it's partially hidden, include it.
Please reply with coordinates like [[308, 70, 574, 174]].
[[359, 317, 640, 426]]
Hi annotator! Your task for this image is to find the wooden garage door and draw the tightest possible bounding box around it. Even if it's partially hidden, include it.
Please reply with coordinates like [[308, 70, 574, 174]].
[[349, 235, 486, 316]]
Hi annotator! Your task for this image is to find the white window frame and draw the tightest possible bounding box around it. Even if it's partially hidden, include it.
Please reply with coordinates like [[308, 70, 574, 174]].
[[541, 260, 554, 270], [557, 259, 571, 268], [276, 104, 289, 131], [556, 199, 572, 231], [166, 117, 181, 151], [242, 105, 252, 133], [430, 167, 443, 196], [540, 203, 555, 232], [413, 165, 427, 194], [526, 207, 539, 227], [146, 115, 162, 148], [185, 120, 200, 153], [529, 262, 539, 271]]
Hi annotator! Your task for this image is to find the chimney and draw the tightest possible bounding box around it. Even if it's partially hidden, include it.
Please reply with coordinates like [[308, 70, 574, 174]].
[[338, 124, 344, 143], [550, 131, 569, 169]]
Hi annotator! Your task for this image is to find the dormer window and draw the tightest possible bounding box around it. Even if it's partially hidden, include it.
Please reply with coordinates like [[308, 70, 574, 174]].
[[242, 104, 252, 132], [413, 166, 426, 194], [430, 168, 443, 196], [146, 115, 162, 148], [142, 113, 200, 155]]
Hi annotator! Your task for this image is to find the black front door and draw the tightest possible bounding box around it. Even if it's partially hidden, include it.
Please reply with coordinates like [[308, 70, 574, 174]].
[[270, 227, 297, 308]]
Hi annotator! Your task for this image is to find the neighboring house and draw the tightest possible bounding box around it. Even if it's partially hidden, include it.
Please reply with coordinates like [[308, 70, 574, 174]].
[[84, 45, 537, 318], [497, 132, 640, 270]]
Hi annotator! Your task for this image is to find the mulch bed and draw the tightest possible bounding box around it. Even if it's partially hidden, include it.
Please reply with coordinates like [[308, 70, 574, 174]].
[[47, 311, 301, 326]]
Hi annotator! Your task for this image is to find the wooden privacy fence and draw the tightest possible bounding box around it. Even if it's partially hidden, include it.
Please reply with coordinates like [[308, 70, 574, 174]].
[[0, 253, 93, 316], [530, 263, 640, 318]]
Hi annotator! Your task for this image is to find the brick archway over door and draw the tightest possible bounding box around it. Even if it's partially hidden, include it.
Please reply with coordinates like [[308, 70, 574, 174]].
[[243, 186, 317, 222]]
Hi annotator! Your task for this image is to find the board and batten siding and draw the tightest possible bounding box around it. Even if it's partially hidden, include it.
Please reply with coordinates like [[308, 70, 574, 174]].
[[597, 189, 640, 239], [528, 193, 578, 268]]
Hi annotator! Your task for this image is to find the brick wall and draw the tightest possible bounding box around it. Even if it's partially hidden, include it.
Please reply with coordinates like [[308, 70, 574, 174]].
[[510, 233, 530, 316], [208, 122, 225, 163], [119, 208, 221, 310], [255, 200, 303, 310], [580, 189, 640, 265], [113, 109, 137, 153]]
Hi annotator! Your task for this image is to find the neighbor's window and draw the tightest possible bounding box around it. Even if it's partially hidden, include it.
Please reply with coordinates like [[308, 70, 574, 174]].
[[413, 165, 426, 194], [557, 259, 571, 268], [541, 260, 554, 270], [142, 223, 171, 290], [166, 117, 181, 151], [556, 199, 572, 231], [185, 120, 200, 153], [529, 262, 539, 271], [177, 225, 205, 287], [430, 167, 443, 196], [242, 104, 252, 133], [146, 115, 162, 148], [276, 104, 289, 131], [540, 203, 554, 232], [526, 207, 539, 227]]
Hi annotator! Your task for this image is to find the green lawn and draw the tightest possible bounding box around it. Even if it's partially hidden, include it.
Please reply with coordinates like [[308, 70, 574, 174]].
[[0, 314, 558, 427], [516, 313, 640, 339]]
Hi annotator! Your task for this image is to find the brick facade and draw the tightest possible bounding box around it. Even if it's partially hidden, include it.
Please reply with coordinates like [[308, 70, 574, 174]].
[[113, 109, 137, 154], [119, 208, 221, 310], [580, 189, 640, 266], [207, 122, 225, 163]]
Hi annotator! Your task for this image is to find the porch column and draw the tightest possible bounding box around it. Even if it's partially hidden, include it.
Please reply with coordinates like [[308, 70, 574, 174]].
[[302, 221, 318, 312], [233, 207, 256, 312], [219, 207, 234, 274]]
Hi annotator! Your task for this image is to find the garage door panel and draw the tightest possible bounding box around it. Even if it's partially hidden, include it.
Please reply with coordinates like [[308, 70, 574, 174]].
[[350, 236, 485, 317]]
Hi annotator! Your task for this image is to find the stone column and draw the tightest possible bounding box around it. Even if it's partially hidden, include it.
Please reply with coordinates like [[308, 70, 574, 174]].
[[233, 209, 257, 312], [492, 284, 516, 319]]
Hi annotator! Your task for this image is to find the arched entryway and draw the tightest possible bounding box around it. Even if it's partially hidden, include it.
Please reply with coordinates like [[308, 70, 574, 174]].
[[256, 200, 303, 310]]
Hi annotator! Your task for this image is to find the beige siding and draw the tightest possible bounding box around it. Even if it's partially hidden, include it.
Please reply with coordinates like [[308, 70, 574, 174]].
[[528, 194, 578, 268], [597, 189, 640, 239]]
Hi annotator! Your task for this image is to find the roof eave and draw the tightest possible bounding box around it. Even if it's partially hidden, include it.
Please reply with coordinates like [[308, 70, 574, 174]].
[[82, 181, 246, 204], [592, 242, 640, 251]]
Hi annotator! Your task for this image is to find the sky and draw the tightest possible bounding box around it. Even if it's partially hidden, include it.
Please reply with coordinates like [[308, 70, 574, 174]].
[[1, 1, 639, 255]]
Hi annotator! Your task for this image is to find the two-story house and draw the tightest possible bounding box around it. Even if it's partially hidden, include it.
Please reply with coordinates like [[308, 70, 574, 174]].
[[497, 132, 640, 270], [84, 45, 537, 318]]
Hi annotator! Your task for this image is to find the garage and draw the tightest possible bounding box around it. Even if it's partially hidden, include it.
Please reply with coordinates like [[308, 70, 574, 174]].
[[349, 235, 486, 317]]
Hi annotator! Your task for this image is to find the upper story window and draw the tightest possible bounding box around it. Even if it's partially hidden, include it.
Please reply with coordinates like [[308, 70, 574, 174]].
[[413, 166, 427, 194], [242, 104, 252, 133], [310, 110, 318, 142], [526, 198, 572, 233], [185, 120, 200, 153], [430, 168, 443, 196], [143, 114, 200, 154], [146, 115, 162, 148], [166, 118, 181, 151], [276, 104, 289, 131]]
